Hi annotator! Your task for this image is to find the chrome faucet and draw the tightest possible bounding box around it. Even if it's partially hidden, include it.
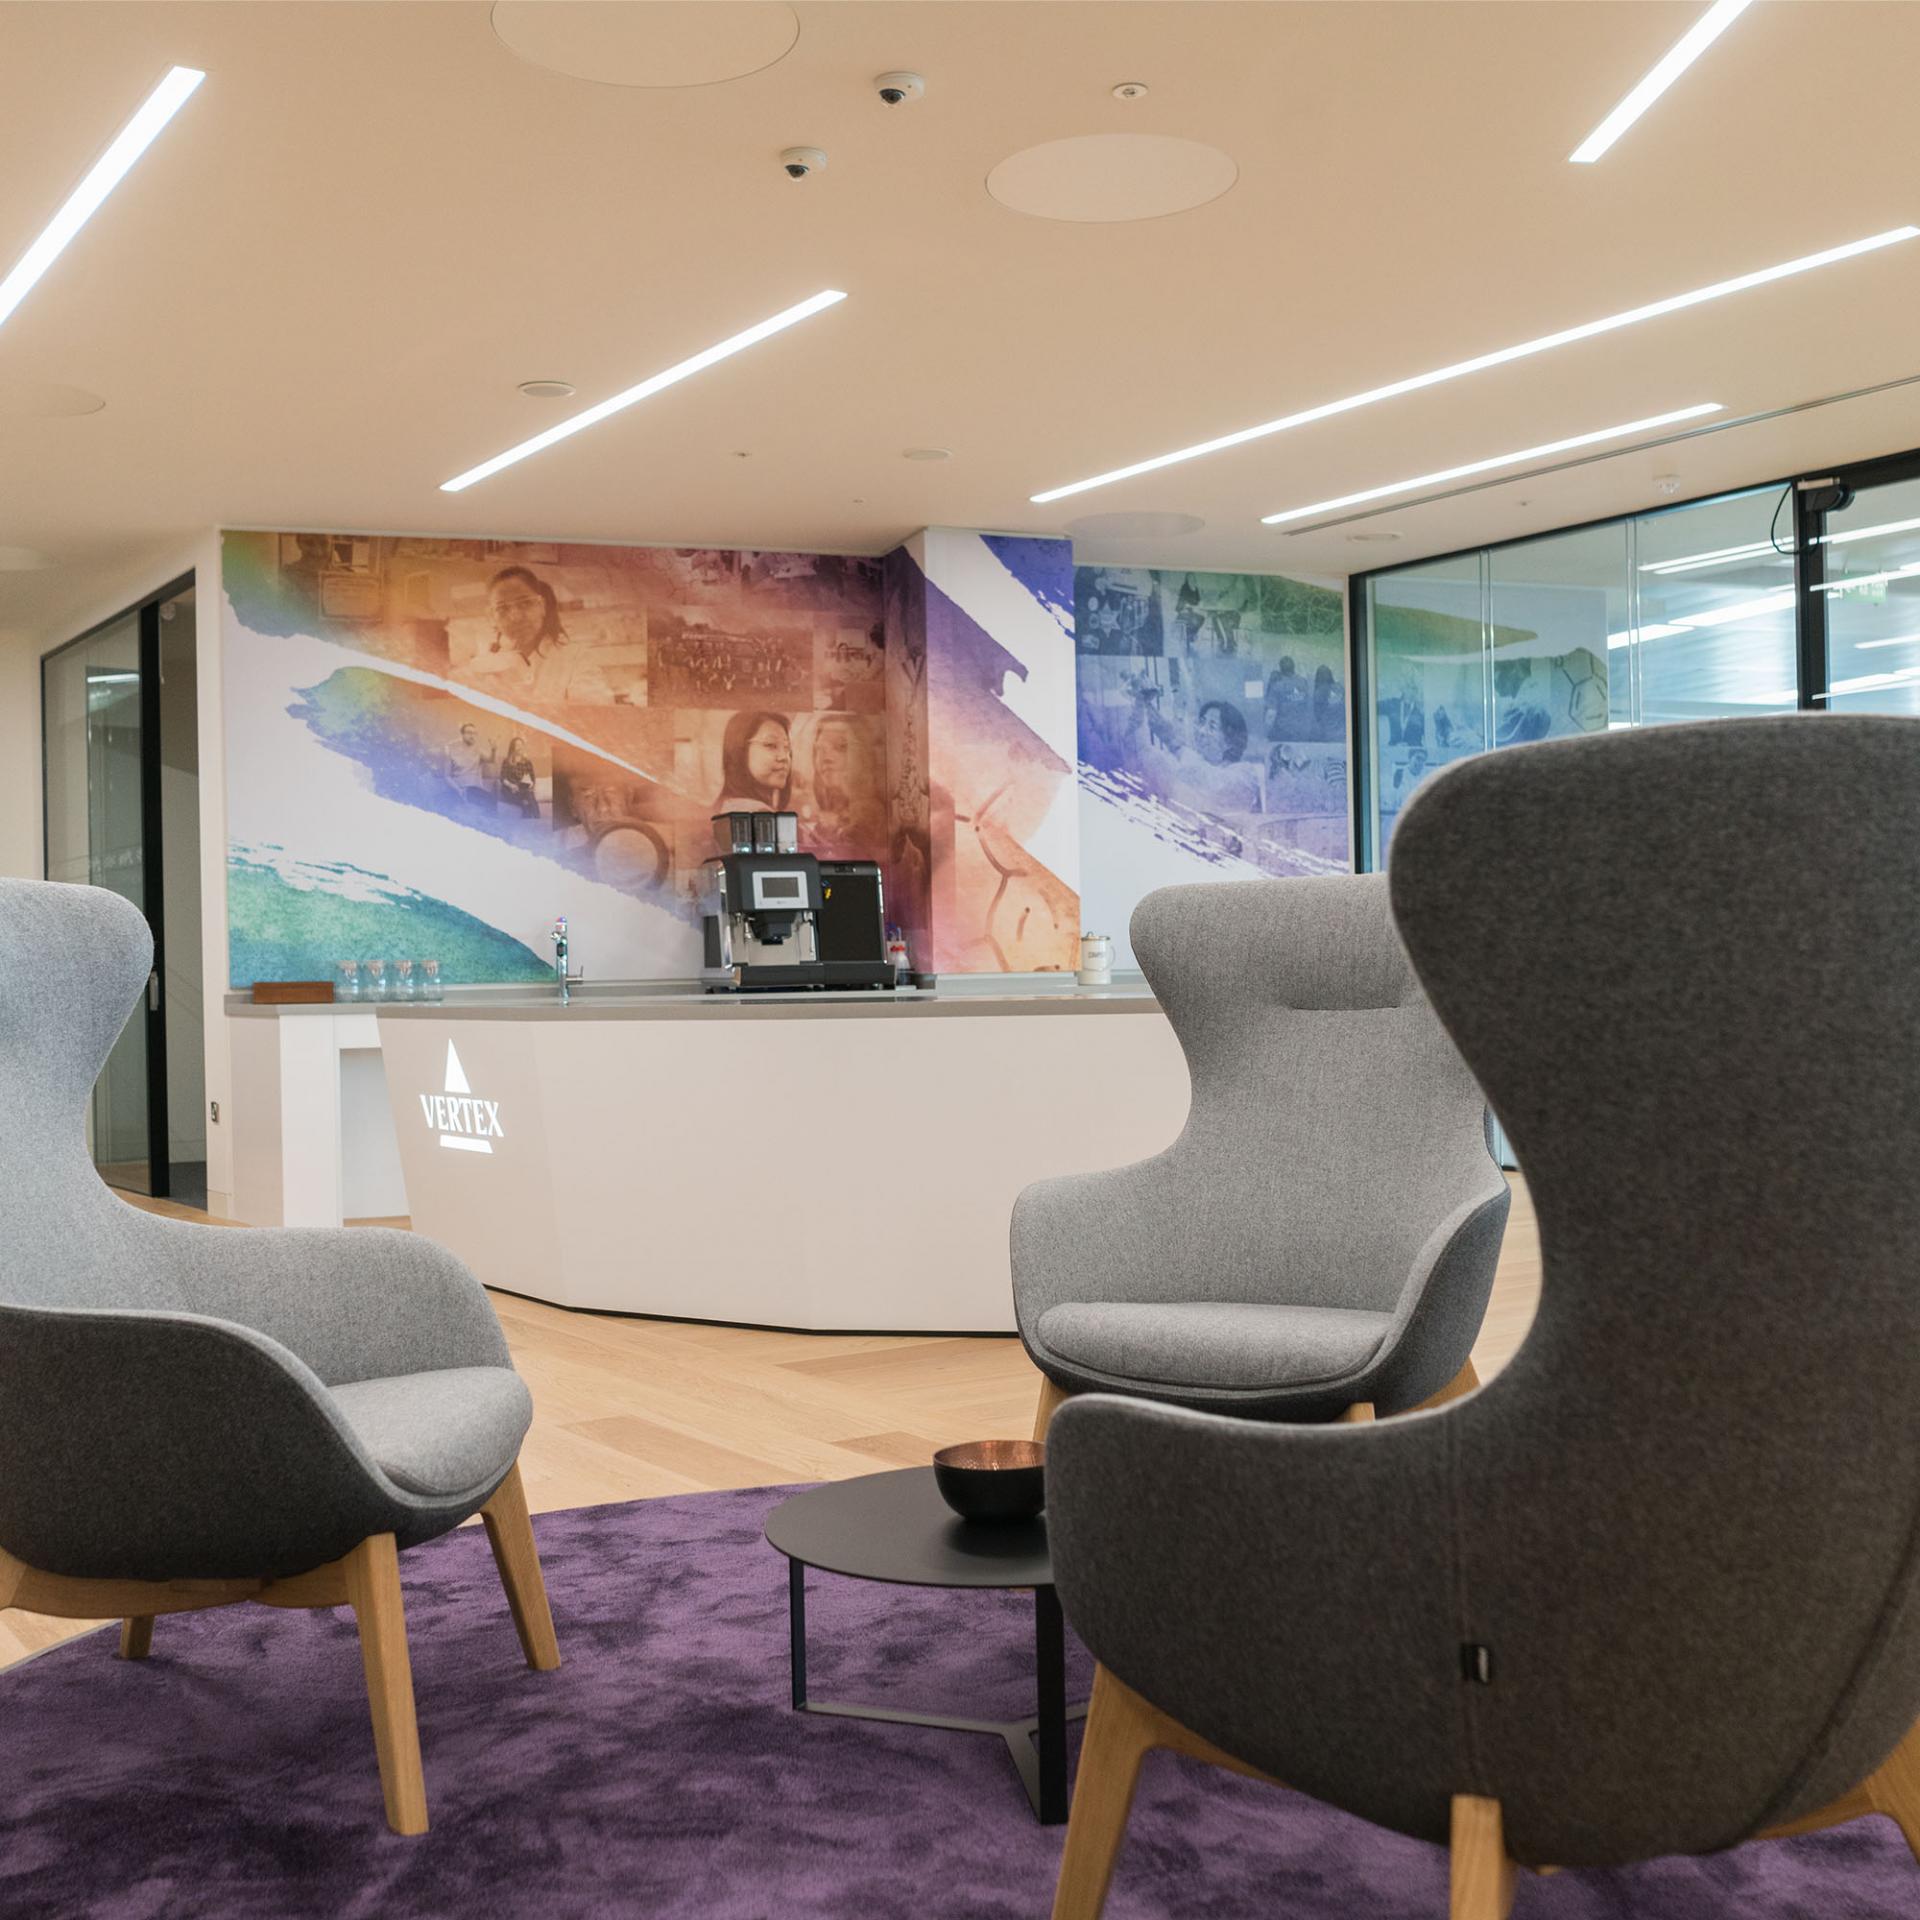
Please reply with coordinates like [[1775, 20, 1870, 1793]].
[[551, 914, 570, 1007]]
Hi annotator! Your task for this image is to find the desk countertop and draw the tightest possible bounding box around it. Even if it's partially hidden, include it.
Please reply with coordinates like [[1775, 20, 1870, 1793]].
[[227, 975, 1160, 1022]]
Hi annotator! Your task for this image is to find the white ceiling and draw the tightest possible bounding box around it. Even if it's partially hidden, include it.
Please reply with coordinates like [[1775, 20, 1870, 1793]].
[[3, 0, 1919, 646]]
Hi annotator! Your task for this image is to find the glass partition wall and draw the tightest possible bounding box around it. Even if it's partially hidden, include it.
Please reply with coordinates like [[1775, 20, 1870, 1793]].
[[1357, 486, 1803, 864]]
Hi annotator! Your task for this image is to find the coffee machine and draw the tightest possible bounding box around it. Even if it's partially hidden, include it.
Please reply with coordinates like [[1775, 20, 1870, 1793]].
[[700, 812, 895, 992]]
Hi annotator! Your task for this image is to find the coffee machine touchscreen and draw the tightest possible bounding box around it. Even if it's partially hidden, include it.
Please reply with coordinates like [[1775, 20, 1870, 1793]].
[[752, 871, 808, 909]]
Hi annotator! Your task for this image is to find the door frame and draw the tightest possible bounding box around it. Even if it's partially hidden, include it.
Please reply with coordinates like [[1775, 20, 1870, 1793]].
[[39, 570, 196, 1200]]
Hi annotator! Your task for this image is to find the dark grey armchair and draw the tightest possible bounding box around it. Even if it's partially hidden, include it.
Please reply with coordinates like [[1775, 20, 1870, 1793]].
[[1014, 874, 1508, 1436], [1045, 716, 1920, 1919], [0, 877, 558, 1835]]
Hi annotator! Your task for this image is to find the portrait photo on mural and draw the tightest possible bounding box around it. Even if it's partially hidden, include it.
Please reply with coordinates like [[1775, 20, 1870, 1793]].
[[1076, 564, 1349, 876]]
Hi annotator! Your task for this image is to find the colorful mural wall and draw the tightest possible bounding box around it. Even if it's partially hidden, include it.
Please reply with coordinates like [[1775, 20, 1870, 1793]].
[[223, 531, 887, 984], [224, 527, 1347, 984], [890, 530, 1081, 974], [1075, 564, 1349, 966]]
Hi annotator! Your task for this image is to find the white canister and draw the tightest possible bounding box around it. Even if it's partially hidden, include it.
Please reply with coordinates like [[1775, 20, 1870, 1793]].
[[1077, 932, 1113, 987]]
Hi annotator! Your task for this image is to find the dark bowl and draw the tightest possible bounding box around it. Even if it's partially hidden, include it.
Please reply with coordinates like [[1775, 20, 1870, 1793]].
[[933, 1439, 1046, 1524]]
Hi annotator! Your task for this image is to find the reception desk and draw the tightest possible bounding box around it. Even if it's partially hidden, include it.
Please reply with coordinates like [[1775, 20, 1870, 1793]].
[[233, 983, 1189, 1333]]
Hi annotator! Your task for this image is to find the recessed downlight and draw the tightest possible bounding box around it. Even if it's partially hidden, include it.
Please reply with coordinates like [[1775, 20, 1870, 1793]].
[[1030, 226, 1917, 505], [0, 66, 204, 337], [517, 379, 576, 399], [441, 289, 846, 492], [1260, 404, 1722, 527]]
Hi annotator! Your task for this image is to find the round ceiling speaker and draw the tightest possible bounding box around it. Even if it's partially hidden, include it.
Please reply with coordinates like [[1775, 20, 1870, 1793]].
[[0, 382, 105, 418], [490, 2, 799, 88], [987, 134, 1237, 223]]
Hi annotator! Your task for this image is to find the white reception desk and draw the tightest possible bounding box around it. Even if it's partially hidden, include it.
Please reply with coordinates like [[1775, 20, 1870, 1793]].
[[230, 982, 1189, 1333]]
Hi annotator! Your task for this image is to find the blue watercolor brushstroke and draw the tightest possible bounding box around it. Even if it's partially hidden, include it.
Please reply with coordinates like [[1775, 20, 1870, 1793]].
[[982, 534, 1075, 636]]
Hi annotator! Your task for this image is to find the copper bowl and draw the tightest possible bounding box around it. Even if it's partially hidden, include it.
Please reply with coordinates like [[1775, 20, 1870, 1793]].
[[933, 1439, 1046, 1524]]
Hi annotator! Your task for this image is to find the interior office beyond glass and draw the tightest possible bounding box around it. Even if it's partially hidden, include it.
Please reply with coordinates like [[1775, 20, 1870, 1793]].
[[1357, 487, 1804, 867]]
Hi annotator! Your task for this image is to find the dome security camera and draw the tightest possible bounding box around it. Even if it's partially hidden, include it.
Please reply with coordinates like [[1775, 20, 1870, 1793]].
[[780, 146, 828, 180], [874, 71, 925, 106]]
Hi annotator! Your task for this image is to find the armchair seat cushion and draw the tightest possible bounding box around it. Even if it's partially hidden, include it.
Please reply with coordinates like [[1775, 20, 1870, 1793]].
[[1035, 1301, 1392, 1394], [328, 1368, 533, 1499]]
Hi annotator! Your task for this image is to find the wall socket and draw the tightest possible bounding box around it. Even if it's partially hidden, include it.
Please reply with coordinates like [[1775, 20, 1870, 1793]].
[[209, 1100, 220, 1124]]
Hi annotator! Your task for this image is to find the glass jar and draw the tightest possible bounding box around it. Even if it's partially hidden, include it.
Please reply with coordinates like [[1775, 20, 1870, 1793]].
[[363, 958, 388, 1002], [421, 958, 443, 1003], [335, 960, 361, 1002]]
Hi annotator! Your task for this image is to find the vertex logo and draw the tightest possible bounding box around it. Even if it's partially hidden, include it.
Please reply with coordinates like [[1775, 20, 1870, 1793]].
[[420, 1042, 503, 1155]]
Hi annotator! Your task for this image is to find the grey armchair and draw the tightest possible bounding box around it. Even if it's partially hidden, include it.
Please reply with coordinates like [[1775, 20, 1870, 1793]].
[[0, 877, 558, 1835], [1045, 716, 1920, 1919], [1014, 874, 1508, 1436]]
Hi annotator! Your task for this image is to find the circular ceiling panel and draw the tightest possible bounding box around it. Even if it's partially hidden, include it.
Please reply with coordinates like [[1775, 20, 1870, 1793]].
[[490, 2, 799, 88], [987, 135, 1237, 223], [1064, 511, 1206, 541], [0, 547, 56, 571], [0, 382, 105, 418]]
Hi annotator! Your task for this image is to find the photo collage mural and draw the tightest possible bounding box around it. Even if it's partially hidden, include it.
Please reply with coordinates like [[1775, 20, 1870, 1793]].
[[1075, 564, 1349, 965], [223, 531, 888, 984], [224, 528, 1349, 984]]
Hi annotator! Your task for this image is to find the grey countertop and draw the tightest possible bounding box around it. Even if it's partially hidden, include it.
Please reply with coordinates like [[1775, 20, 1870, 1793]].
[[226, 974, 1161, 1021]]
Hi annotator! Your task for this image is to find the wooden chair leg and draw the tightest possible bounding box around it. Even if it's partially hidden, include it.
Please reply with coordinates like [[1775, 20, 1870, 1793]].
[[1451, 1795, 1517, 1920], [1339, 1401, 1376, 1423], [1418, 1359, 1483, 1412], [1051, 1666, 1160, 1920], [119, 1616, 154, 1660], [342, 1534, 428, 1836], [480, 1463, 560, 1672], [1033, 1376, 1074, 1444], [1868, 1723, 1920, 1863]]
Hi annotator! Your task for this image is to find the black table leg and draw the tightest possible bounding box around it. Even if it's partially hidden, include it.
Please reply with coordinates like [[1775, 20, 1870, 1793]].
[[784, 1561, 1086, 1822], [789, 1558, 807, 1710], [1034, 1584, 1067, 1823]]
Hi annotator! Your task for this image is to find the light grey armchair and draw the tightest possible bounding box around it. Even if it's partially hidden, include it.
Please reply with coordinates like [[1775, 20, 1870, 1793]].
[[0, 877, 558, 1835], [1045, 716, 1920, 1919], [1014, 873, 1508, 1437]]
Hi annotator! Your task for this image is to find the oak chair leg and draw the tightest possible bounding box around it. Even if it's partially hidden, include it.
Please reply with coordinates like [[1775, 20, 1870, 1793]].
[[1034, 1375, 1074, 1444], [1339, 1401, 1376, 1423], [118, 1616, 154, 1661], [1051, 1666, 1159, 1920], [1451, 1796, 1517, 1919], [480, 1463, 560, 1672], [342, 1533, 429, 1836], [1868, 1723, 1920, 1863]]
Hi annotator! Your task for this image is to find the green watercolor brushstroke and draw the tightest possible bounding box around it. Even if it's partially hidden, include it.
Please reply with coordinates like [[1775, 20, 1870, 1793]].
[[227, 856, 550, 988]]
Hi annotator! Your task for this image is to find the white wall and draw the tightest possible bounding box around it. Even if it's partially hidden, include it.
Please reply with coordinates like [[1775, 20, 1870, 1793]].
[[0, 631, 42, 879]]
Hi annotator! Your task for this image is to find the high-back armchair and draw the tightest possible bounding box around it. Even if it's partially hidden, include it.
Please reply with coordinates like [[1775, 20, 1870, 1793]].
[[1014, 873, 1508, 1435], [0, 877, 559, 1834], [1044, 716, 1920, 1918]]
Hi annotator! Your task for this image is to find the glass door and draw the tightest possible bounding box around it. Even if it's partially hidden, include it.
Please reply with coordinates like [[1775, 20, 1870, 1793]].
[[43, 615, 157, 1195], [1810, 466, 1920, 714]]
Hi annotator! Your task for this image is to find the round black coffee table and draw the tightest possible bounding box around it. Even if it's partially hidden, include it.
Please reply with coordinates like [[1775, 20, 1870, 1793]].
[[764, 1467, 1086, 1823]]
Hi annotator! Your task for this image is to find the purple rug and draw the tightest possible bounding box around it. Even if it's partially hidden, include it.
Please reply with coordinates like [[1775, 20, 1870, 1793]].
[[0, 1485, 1914, 1918]]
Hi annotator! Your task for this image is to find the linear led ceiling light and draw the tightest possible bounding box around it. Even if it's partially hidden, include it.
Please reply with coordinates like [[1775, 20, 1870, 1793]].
[[1813, 562, 1920, 595], [1028, 227, 1916, 506], [1819, 515, 1920, 548], [0, 65, 204, 335], [1638, 539, 1782, 575], [1569, 0, 1756, 165], [1258, 405, 1721, 527], [441, 290, 847, 492]]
